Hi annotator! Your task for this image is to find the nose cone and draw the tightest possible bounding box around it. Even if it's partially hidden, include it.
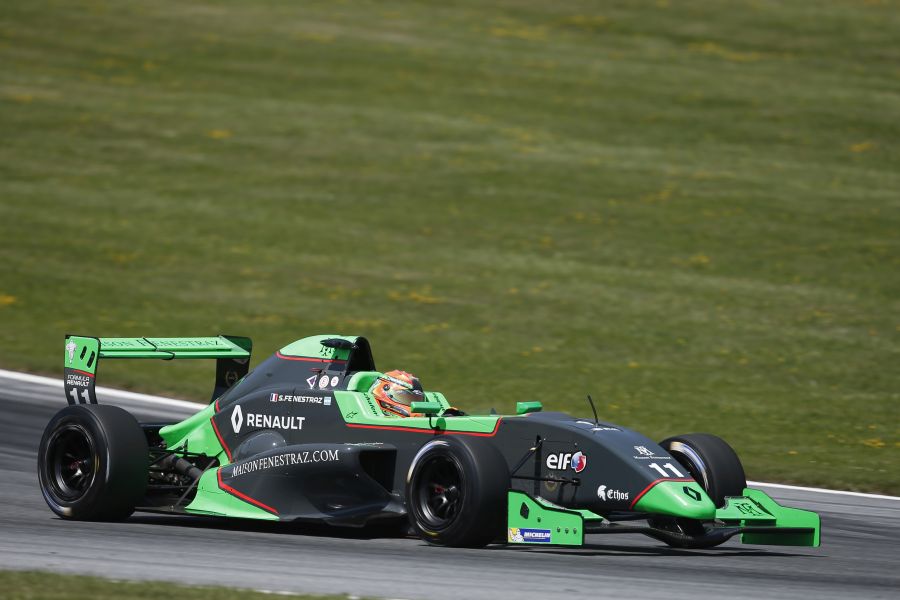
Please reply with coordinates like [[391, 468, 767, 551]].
[[633, 481, 716, 520]]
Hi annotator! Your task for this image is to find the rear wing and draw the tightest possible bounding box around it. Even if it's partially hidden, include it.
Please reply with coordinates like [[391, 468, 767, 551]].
[[63, 335, 252, 406]]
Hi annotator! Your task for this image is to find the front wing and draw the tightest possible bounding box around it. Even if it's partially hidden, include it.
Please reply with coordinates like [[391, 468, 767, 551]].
[[507, 488, 820, 548]]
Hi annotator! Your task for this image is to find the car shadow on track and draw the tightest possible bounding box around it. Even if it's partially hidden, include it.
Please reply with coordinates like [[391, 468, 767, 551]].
[[126, 513, 409, 540], [502, 544, 803, 558], [123, 514, 805, 557]]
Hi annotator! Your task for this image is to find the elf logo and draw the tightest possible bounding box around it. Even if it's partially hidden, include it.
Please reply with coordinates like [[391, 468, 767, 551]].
[[545, 451, 587, 473]]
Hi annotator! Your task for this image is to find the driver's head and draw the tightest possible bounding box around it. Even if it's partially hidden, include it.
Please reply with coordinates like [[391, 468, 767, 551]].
[[370, 370, 424, 417]]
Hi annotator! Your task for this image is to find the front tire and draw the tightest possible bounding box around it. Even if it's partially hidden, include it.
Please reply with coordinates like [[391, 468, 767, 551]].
[[648, 433, 747, 548], [659, 433, 747, 507], [38, 404, 148, 520], [405, 437, 508, 547]]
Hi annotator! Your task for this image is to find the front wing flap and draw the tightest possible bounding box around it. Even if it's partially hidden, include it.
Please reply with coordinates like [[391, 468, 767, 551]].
[[716, 488, 821, 547]]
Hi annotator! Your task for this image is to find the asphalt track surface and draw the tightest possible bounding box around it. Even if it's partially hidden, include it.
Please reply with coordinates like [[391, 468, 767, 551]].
[[1, 371, 898, 599]]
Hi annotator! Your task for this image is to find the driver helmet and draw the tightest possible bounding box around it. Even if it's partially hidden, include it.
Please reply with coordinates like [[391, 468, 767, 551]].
[[370, 370, 424, 417]]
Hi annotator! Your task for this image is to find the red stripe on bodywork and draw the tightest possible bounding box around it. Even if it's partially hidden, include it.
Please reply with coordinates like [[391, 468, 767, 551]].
[[345, 418, 502, 437], [209, 416, 233, 461], [275, 351, 346, 364], [71, 369, 94, 378], [629, 478, 694, 509], [217, 469, 279, 515]]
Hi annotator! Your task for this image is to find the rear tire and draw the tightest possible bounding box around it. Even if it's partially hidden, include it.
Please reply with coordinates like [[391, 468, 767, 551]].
[[658, 433, 747, 507], [405, 437, 508, 547], [38, 404, 148, 520]]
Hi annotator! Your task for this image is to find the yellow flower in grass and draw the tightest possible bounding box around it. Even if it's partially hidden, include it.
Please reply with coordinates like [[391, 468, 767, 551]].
[[861, 438, 885, 448]]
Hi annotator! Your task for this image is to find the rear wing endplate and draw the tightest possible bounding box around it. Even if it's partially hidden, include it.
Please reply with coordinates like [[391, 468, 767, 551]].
[[63, 335, 252, 405]]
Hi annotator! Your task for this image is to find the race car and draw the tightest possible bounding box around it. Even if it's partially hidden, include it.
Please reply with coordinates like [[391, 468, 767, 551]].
[[39, 333, 821, 548]]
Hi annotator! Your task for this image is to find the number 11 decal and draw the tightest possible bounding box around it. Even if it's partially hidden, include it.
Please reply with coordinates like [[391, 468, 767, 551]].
[[648, 462, 685, 478], [68, 388, 90, 404]]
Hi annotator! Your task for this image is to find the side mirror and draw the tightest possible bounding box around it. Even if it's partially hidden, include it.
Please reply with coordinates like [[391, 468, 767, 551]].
[[516, 401, 543, 415], [411, 401, 442, 416]]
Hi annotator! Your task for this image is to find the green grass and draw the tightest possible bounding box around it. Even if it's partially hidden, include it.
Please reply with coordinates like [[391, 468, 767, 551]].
[[0, 571, 349, 600], [0, 0, 897, 493]]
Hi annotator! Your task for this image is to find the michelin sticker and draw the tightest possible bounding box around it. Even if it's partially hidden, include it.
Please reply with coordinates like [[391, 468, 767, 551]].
[[508, 528, 552, 544]]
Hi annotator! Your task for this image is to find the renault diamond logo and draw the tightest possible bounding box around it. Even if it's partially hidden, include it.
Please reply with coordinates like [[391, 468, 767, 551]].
[[683, 486, 702, 501], [231, 405, 243, 433]]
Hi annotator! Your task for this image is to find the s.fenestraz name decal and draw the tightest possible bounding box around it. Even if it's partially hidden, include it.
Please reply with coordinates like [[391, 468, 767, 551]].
[[227, 450, 340, 477], [269, 393, 332, 406]]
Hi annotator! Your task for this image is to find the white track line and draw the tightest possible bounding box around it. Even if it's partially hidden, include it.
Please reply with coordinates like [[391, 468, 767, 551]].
[[2, 368, 898, 502], [746, 481, 899, 501], [0, 368, 200, 411]]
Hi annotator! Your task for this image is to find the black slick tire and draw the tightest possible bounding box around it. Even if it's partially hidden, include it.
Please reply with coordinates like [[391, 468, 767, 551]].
[[38, 404, 148, 520], [405, 436, 508, 547]]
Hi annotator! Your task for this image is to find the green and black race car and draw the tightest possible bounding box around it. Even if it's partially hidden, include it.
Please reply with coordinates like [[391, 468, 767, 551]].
[[39, 333, 821, 548]]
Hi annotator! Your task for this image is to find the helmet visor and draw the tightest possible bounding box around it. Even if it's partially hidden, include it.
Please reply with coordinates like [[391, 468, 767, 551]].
[[384, 386, 424, 408]]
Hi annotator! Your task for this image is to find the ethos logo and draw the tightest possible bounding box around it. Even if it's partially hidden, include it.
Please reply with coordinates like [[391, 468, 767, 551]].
[[597, 485, 629, 502], [545, 451, 587, 473], [230, 405, 305, 434]]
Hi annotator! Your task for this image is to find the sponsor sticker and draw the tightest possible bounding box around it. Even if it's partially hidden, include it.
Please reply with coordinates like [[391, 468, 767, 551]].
[[65, 372, 92, 387], [269, 392, 329, 405], [571, 451, 587, 473], [597, 484, 629, 502], [65, 341, 76, 364], [544, 472, 559, 493], [231, 405, 244, 433], [508, 528, 552, 544], [734, 501, 770, 517], [318, 375, 329, 389], [306, 375, 317, 389], [230, 405, 305, 433], [227, 449, 340, 477], [576, 420, 619, 431], [546, 452, 587, 473], [632, 446, 671, 460], [683, 486, 702, 501], [330, 375, 339, 387]]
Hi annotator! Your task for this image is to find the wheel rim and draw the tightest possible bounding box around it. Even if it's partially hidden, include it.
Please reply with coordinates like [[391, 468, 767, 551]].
[[667, 441, 709, 493], [47, 424, 96, 501], [414, 455, 464, 529]]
